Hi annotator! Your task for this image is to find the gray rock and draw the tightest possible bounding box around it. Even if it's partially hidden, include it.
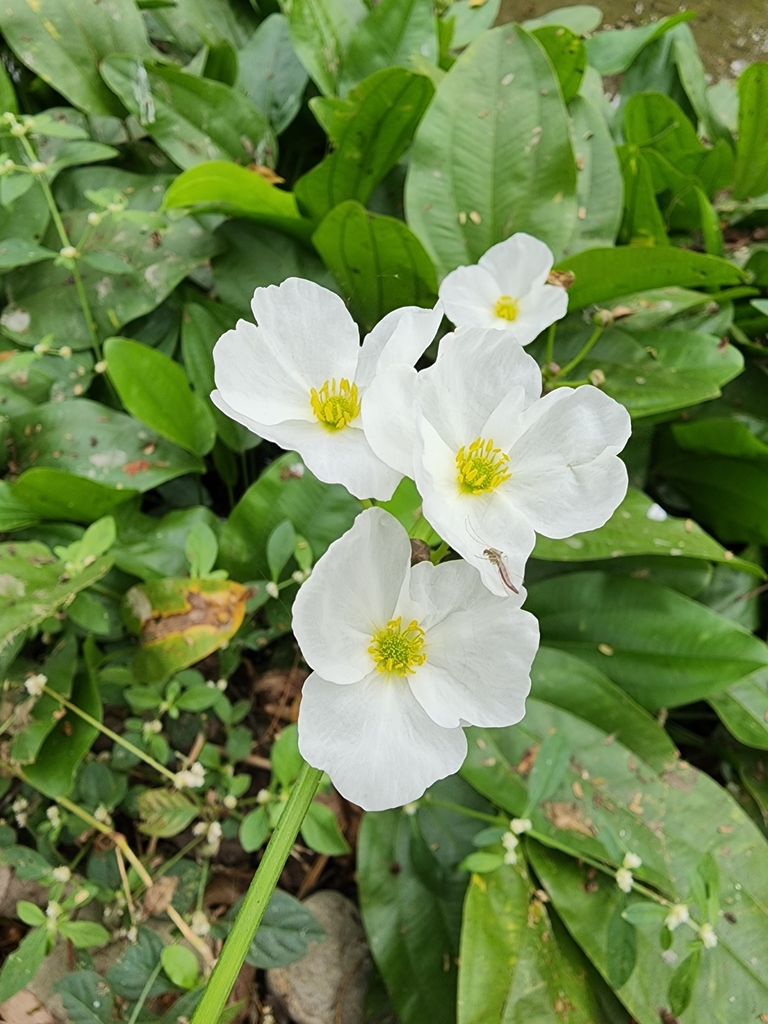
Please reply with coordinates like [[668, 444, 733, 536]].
[[267, 891, 371, 1024]]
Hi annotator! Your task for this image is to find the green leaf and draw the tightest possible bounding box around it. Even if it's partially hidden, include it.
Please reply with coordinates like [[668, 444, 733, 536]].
[[616, 144, 668, 247], [16, 901, 46, 927], [527, 571, 768, 709], [621, 901, 668, 926], [313, 200, 437, 330], [153, 0, 259, 49], [185, 521, 218, 579], [585, 11, 695, 75], [55, 972, 114, 1024], [668, 948, 701, 1016], [710, 670, 768, 749], [405, 24, 577, 277], [339, 0, 438, 92], [279, 0, 366, 96], [0, 481, 38, 532], [605, 901, 637, 989], [271, 724, 302, 787], [447, 0, 501, 50], [296, 68, 434, 221], [533, 487, 759, 574], [564, 95, 623, 253], [532, 25, 585, 103], [113, 505, 222, 582], [239, 806, 270, 853], [58, 921, 110, 949], [0, 541, 112, 654], [734, 64, 768, 201], [266, 519, 297, 582], [0, 0, 151, 117], [523, 5, 602, 33], [104, 337, 215, 457], [107, 928, 166, 1001], [11, 470, 136, 524], [138, 789, 198, 838], [458, 863, 613, 1024], [0, 925, 47, 1002], [161, 945, 199, 990], [164, 162, 308, 240], [525, 730, 570, 812], [219, 451, 361, 582], [236, 14, 309, 135], [556, 246, 747, 310], [458, 851, 504, 873], [244, 888, 325, 968], [0, 238, 56, 271], [11, 634, 78, 765], [300, 801, 351, 855], [25, 655, 102, 798], [100, 57, 276, 171]]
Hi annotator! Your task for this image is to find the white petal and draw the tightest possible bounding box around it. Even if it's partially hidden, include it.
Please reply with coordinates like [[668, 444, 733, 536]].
[[509, 386, 631, 537], [438, 265, 504, 329], [212, 322, 312, 426], [357, 302, 443, 387], [290, 422, 402, 500], [292, 508, 411, 685], [406, 560, 538, 728], [298, 672, 467, 811], [509, 284, 569, 346], [361, 365, 419, 477], [478, 233, 555, 296], [250, 278, 360, 385]]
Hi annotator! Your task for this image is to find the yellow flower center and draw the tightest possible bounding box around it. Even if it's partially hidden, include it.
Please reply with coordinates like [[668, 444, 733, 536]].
[[456, 437, 511, 494], [494, 295, 520, 321], [309, 378, 361, 431], [368, 617, 426, 677]]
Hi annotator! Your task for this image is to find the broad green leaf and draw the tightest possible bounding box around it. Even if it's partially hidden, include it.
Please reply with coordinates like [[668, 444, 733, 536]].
[[584, 12, 695, 75], [151, 0, 259, 50], [185, 521, 218, 579], [458, 864, 615, 1024], [10, 634, 78, 765], [55, 972, 114, 1024], [296, 68, 434, 221], [9, 400, 204, 495], [138, 789, 198, 837], [526, 571, 768, 709], [532, 25, 586, 103], [16, 902, 46, 927], [243, 888, 326, 969], [0, 481, 38, 532], [0, 541, 112, 653], [266, 519, 297, 582], [0, 0, 151, 117], [161, 945, 199, 990], [734, 63, 768, 201], [555, 246, 747, 310], [279, 0, 367, 97], [671, 24, 731, 145], [300, 801, 352, 855], [164, 162, 309, 240], [219, 452, 361, 582], [668, 948, 701, 1016], [606, 902, 636, 989], [11, 469, 137, 524], [113, 505, 220, 582], [447, 0, 501, 50], [104, 337, 215, 456], [0, 238, 56, 271], [405, 24, 578, 278], [106, 928, 166, 1001], [240, 806, 270, 853], [340, 0, 438, 92], [624, 91, 703, 175], [124, 577, 250, 682], [616, 144, 668, 247], [710, 669, 768, 750], [313, 200, 437, 330], [564, 95, 623, 253], [236, 14, 309, 135], [0, 925, 47, 1002], [525, 729, 570, 812], [58, 921, 110, 949], [533, 487, 759, 575], [25, 656, 101, 798], [100, 56, 276, 171], [180, 300, 258, 454]]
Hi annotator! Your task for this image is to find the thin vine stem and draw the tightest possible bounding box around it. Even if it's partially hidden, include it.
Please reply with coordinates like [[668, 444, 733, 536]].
[[552, 325, 604, 382]]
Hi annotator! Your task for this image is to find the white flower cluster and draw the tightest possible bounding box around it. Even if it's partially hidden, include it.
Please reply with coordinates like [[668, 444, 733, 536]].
[[213, 234, 630, 811]]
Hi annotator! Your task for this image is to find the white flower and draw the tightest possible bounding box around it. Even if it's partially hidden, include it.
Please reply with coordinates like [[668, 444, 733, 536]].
[[174, 762, 206, 790], [616, 867, 633, 893], [211, 278, 443, 500], [438, 233, 568, 345], [409, 328, 630, 596], [12, 796, 28, 827], [142, 719, 162, 735], [699, 922, 718, 949], [293, 508, 539, 811], [665, 903, 690, 931], [510, 817, 532, 835], [46, 806, 61, 828], [51, 866, 71, 883], [25, 673, 47, 697], [623, 851, 642, 870]]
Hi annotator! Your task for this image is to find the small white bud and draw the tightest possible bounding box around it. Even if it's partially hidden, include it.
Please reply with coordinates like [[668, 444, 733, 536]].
[[402, 801, 419, 816], [142, 719, 163, 735], [292, 570, 305, 583], [190, 911, 210, 937], [59, 246, 78, 261], [665, 903, 690, 931], [192, 821, 207, 836], [623, 852, 642, 870], [126, 925, 138, 943], [699, 922, 718, 949], [265, 581, 280, 599], [94, 360, 107, 374], [615, 867, 633, 893], [73, 888, 89, 905], [256, 788, 271, 805], [646, 503, 668, 522], [33, 342, 49, 354], [87, 211, 102, 226], [223, 794, 237, 810], [58, 346, 72, 359], [216, 678, 228, 691], [175, 762, 206, 789], [93, 805, 112, 825], [501, 831, 519, 866], [46, 806, 61, 828], [29, 161, 46, 174], [51, 865, 71, 883], [510, 818, 532, 835], [46, 901, 62, 920], [25, 673, 47, 697]]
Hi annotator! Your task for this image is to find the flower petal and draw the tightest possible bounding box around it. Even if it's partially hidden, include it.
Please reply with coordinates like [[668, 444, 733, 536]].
[[298, 672, 467, 811], [290, 422, 402, 500], [292, 508, 411, 684], [406, 560, 538, 728], [250, 278, 360, 384], [478, 232, 555, 296], [511, 284, 569, 345], [212, 322, 313, 426], [438, 265, 504, 330], [361, 365, 419, 477], [357, 302, 443, 387]]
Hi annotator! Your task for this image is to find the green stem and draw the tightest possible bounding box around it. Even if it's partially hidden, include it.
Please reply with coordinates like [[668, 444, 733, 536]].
[[544, 322, 557, 367], [422, 794, 500, 823], [553, 325, 604, 381], [127, 961, 163, 1024], [360, 499, 374, 509], [42, 686, 179, 785], [190, 761, 322, 1024]]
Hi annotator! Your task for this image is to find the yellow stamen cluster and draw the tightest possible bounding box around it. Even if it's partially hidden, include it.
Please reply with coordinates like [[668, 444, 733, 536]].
[[456, 437, 511, 494], [309, 378, 361, 431], [494, 295, 520, 321], [369, 617, 426, 677]]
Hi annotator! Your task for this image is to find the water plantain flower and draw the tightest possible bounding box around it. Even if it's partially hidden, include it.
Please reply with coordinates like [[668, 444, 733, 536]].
[[293, 508, 539, 811], [211, 277, 442, 500]]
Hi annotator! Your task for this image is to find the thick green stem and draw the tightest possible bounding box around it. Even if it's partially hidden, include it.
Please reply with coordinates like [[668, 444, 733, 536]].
[[190, 761, 322, 1024], [553, 325, 604, 382]]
